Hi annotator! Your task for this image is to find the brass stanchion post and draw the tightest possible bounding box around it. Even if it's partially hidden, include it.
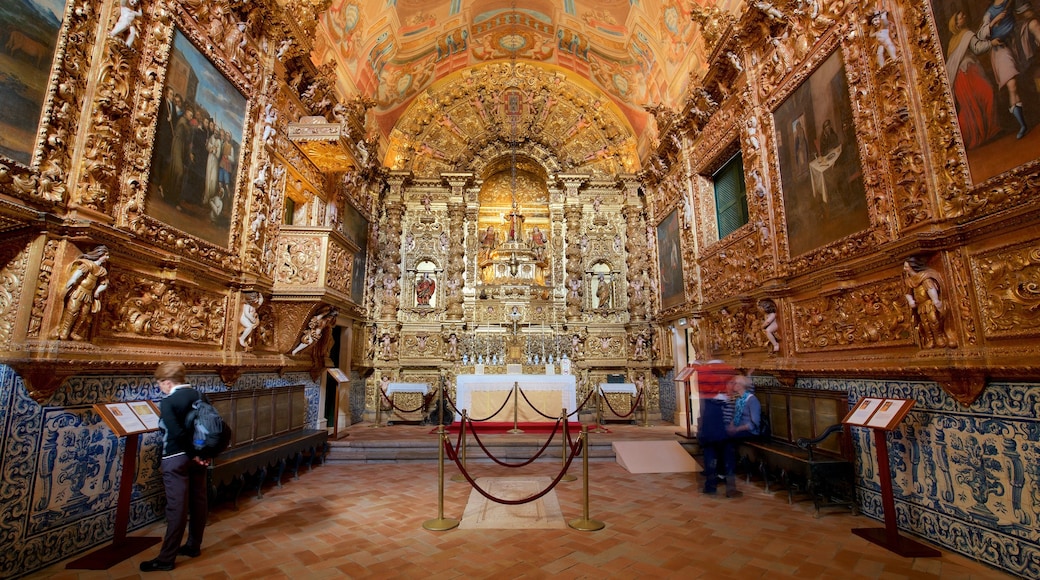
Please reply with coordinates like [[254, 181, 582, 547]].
[[568, 426, 604, 531], [560, 409, 576, 482], [370, 387, 386, 428], [508, 382, 524, 434], [591, 388, 607, 433], [451, 411, 468, 482], [423, 425, 460, 531], [640, 389, 651, 428]]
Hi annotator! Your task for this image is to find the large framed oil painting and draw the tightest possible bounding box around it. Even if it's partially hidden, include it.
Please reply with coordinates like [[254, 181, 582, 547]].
[[657, 208, 684, 309], [147, 29, 247, 247], [930, 0, 1040, 183], [774, 48, 869, 257], [0, 0, 65, 165], [341, 201, 369, 304]]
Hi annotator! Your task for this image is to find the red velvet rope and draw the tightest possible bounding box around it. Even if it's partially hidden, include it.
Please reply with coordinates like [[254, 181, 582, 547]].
[[443, 431, 585, 505], [600, 388, 643, 418], [377, 387, 429, 413], [466, 416, 563, 467]]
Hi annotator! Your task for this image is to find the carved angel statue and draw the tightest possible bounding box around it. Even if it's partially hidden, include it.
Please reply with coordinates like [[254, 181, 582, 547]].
[[54, 245, 110, 341], [238, 292, 264, 348], [262, 103, 278, 144], [109, 0, 142, 48], [276, 38, 293, 60], [291, 308, 337, 355], [903, 257, 956, 349], [869, 10, 898, 67], [758, 299, 780, 352]]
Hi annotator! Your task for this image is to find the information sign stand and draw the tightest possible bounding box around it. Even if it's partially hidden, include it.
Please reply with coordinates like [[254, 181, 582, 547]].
[[66, 401, 162, 569], [844, 397, 940, 558], [327, 368, 350, 440]]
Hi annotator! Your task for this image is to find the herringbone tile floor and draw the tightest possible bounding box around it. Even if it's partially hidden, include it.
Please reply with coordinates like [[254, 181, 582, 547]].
[[29, 423, 1014, 579]]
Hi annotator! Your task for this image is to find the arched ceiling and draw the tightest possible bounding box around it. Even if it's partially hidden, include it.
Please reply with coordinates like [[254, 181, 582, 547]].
[[310, 1, 740, 170]]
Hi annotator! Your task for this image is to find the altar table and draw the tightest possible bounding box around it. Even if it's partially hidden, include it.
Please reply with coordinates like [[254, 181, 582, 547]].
[[599, 383, 638, 421], [455, 374, 577, 422], [386, 382, 429, 423]]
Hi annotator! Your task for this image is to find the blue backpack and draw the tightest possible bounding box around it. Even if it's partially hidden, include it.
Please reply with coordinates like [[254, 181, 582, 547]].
[[185, 396, 231, 459]]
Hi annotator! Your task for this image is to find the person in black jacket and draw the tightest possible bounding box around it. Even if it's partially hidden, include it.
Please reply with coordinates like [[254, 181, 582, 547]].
[[140, 362, 209, 572]]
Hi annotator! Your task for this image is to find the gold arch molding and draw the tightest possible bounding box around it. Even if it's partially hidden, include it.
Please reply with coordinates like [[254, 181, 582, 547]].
[[384, 61, 640, 178]]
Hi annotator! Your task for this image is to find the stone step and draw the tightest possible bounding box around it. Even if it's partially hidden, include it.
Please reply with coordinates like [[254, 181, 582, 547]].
[[326, 432, 699, 464]]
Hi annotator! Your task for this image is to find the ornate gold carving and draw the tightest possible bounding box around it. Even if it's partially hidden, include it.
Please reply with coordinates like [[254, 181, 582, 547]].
[[972, 243, 1040, 340], [389, 62, 636, 179], [101, 270, 227, 344], [275, 237, 321, 285], [792, 280, 913, 352], [0, 243, 29, 348], [27, 239, 58, 339]]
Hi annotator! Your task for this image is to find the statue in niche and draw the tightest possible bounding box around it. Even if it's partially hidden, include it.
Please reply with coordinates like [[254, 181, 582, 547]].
[[480, 225, 497, 257], [415, 273, 436, 306], [595, 273, 613, 309], [54, 246, 110, 341], [759, 299, 780, 352], [444, 332, 459, 360], [530, 226, 547, 257], [903, 257, 956, 349]]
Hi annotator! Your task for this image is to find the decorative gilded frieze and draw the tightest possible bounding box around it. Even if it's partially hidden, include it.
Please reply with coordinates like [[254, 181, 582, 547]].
[[791, 279, 913, 352], [971, 243, 1040, 340], [100, 270, 226, 344]]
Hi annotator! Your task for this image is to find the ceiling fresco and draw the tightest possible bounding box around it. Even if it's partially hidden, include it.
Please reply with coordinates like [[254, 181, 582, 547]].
[[310, 0, 737, 168]]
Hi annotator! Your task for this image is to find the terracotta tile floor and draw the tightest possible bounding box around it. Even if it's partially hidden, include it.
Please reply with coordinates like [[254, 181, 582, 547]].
[[29, 423, 1014, 579]]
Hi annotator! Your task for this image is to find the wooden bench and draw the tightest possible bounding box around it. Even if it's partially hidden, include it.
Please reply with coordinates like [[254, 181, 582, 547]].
[[737, 386, 856, 517], [207, 385, 328, 507], [739, 426, 856, 516]]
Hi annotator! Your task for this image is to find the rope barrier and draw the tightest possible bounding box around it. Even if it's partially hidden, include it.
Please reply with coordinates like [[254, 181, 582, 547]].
[[457, 387, 516, 422], [443, 432, 584, 505], [517, 387, 562, 420], [377, 387, 430, 414], [600, 388, 643, 418], [465, 415, 563, 467]]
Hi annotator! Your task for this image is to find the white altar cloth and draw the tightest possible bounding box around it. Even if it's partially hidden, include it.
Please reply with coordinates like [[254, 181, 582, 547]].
[[599, 383, 637, 395], [386, 382, 429, 395], [455, 374, 577, 421]]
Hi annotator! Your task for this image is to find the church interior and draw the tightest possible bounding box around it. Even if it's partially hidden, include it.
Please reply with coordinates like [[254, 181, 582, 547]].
[[0, 0, 1038, 576]]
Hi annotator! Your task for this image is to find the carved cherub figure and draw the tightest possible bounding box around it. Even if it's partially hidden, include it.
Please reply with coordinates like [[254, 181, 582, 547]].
[[109, 0, 142, 48], [759, 299, 780, 352]]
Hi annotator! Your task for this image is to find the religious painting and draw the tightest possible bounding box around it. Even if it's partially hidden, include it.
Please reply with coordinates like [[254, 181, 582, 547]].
[[929, 0, 1040, 183], [146, 29, 247, 247], [0, 0, 66, 165], [774, 48, 869, 257], [341, 201, 368, 304], [657, 208, 684, 309]]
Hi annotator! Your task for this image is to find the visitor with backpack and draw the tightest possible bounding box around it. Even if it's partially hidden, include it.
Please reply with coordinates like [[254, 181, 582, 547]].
[[141, 362, 210, 572]]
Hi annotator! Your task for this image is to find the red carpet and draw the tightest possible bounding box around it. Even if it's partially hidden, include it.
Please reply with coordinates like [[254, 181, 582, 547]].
[[431, 422, 601, 434]]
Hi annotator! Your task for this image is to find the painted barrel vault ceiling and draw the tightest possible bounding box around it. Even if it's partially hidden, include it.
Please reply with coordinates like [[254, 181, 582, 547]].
[[310, 0, 737, 175]]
